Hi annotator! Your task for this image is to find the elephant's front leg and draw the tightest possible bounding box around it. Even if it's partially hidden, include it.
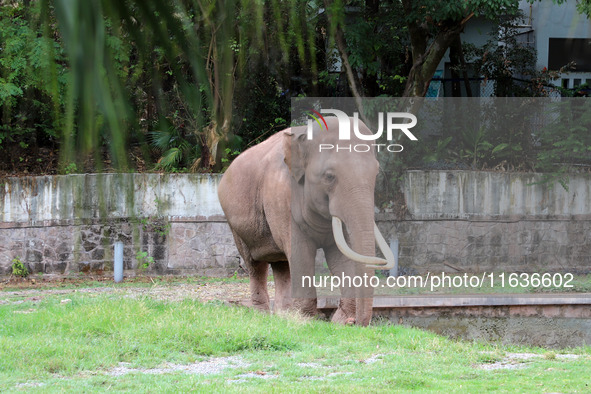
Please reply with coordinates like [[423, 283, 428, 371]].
[[324, 245, 374, 325], [288, 224, 319, 316], [270, 261, 292, 312]]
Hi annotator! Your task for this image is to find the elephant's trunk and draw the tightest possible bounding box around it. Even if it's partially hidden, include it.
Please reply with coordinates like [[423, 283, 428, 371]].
[[329, 183, 393, 326], [341, 212, 376, 327], [331, 198, 382, 326]]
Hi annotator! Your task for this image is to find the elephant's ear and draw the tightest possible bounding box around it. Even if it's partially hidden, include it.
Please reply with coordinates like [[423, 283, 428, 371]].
[[283, 128, 307, 184]]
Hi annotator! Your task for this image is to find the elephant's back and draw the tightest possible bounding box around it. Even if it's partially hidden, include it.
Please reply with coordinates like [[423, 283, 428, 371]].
[[218, 131, 285, 199]]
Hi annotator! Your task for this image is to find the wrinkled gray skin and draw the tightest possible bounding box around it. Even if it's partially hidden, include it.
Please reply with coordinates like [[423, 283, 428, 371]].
[[218, 117, 379, 325]]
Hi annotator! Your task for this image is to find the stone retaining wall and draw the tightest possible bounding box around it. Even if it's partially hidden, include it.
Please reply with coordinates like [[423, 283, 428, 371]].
[[1, 171, 590, 276]]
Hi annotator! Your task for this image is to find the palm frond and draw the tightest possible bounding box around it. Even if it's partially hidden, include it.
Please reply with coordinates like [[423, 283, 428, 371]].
[[157, 147, 183, 169]]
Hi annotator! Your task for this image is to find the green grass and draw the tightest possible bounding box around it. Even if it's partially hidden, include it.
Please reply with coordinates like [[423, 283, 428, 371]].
[[1, 293, 590, 392]]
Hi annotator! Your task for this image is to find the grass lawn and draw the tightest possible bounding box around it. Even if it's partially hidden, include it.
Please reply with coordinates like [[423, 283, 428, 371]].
[[1, 288, 590, 392]]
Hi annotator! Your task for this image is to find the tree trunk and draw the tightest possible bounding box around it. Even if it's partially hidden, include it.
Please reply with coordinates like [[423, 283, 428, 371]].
[[402, 28, 464, 97], [401, 0, 474, 97]]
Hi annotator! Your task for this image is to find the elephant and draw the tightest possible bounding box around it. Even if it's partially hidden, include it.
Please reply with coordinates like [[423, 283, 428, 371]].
[[217, 116, 394, 325]]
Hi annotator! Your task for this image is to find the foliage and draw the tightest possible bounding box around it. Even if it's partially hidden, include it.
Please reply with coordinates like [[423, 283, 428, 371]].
[[339, 0, 409, 97], [138, 216, 170, 237], [11, 257, 28, 277], [149, 118, 203, 172], [136, 250, 155, 270], [534, 100, 591, 190], [548, 0, 591, 19], [233, 70, 289, 148], [63, 162, 77, 175], [463, 12, 539, 97], [577, 0, 591, 18], [0, 2, 65, 173], [220, 147, 241, 172], [39, 0, 321, 173], [0, 0, 305, 173], [457, 125, 494, 168], [422, 136, 453, 164], [0, 0, 588, 177]]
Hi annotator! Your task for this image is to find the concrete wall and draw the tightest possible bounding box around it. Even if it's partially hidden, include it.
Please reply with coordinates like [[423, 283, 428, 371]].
[[1, 171, 590, 276], [0, 174, 237, 276], [1, 173, 224, 223], [379, 171, 591, 274]]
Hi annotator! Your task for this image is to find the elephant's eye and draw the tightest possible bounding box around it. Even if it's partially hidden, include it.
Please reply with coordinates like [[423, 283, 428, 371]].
[[323, 172, 336, 184]]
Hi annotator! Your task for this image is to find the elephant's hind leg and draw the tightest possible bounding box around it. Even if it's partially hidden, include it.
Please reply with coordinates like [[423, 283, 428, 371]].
[[229, 229, 271, 312], [248, 260, 270, 311]]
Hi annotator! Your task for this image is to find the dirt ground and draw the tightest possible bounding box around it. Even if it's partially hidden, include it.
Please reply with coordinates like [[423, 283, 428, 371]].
[[0, 275, 265, 305]]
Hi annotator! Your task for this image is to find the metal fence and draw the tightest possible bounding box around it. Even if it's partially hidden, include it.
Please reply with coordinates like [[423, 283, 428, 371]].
[[428, 77, 563, 98]]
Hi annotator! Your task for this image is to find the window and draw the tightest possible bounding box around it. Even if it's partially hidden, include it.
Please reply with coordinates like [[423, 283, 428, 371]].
[[562, 78, 569, 89], [548, 38, 591, 72]]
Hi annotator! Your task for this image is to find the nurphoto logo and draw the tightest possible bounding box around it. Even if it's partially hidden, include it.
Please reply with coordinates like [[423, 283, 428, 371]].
[[306, 108, 418, 153]]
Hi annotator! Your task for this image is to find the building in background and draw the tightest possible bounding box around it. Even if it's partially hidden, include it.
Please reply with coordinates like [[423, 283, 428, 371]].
[[518, 0, 591, 91], [429, 0, 591, 97]]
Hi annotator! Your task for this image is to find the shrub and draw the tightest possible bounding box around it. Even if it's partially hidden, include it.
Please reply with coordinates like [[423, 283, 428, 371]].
[[11, 257, 29, 278]]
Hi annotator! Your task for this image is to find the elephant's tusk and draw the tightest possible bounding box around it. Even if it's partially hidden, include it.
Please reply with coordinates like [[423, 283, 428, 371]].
[[331, 217, 396, 270], [373, 221, 396, 270]]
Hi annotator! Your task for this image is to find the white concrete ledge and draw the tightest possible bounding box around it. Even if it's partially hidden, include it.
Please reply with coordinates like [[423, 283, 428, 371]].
[[317, 293, 591, 309]]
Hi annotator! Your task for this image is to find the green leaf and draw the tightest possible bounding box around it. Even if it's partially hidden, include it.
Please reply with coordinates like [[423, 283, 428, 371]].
[[492, 143, 509, 154]]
